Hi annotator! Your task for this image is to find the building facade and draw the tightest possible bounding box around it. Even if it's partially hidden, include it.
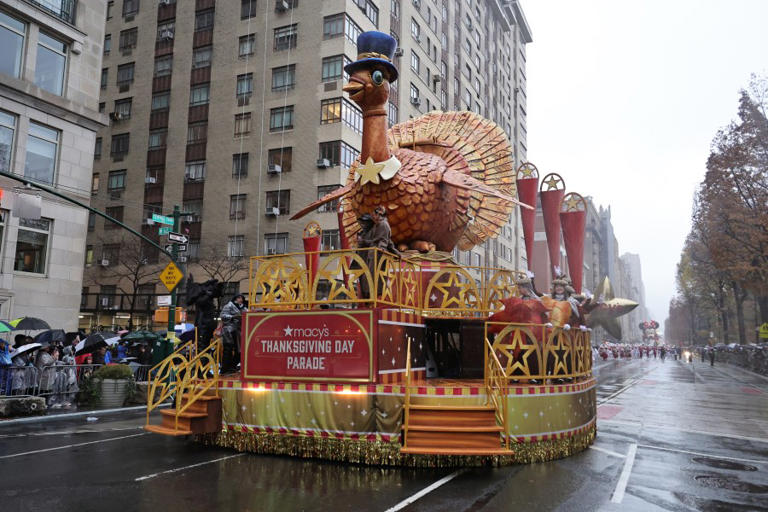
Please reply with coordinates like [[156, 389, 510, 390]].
[[81, 0, 531, 328], [0, 0, 106, 330]]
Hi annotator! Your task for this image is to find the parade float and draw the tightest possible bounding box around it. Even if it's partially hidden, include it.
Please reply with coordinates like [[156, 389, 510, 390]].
[[143, 31, 619, 467]]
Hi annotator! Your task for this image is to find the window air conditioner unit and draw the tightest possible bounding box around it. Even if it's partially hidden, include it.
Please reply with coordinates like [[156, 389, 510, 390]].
[[275, 0, 289, 12], [266, 207, 280, 216], [316, 158, 331, 169], [109, 191, 122, 200], [143, 218, 155, 225], [410, 97, 421, 107], [159, 0, 172, 5], [267, 164, 282, 174], [183, 214, 196, 223], [101, 297, 110, 306], [109, 112, 122, 121], [145, 176, 156, 184], [266, 248, 277, 255], [160, 30, 174, 40], [433, 75, 442, 83], [100, 259, 110, 267], [394, 48, 404, 57]]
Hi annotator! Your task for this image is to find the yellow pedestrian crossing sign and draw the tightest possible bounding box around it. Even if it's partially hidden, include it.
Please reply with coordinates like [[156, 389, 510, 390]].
[[760, 323, 768, 339], [159, 261, 183, 292]]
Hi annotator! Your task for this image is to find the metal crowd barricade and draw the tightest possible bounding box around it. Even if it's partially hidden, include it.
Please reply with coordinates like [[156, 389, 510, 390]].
[[0, 364, 105, 400]]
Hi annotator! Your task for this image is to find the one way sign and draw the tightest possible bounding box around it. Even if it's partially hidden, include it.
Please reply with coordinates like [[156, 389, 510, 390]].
[[168, 232, 188, 244]]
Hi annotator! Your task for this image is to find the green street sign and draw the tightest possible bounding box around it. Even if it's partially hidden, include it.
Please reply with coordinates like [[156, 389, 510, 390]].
[[159, 226, 172, 235], [152, 213, 174, 225]]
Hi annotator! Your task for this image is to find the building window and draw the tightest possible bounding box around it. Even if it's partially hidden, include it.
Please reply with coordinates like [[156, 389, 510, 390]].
[[237, 73, 253, 101], [272, 65, 296, 91], [151, 92, 169, 111], [154, 56, 172, 77], [14, 218, 50, 274], [264, 233, 288, 255], [110, 133, 129, 158], [345, 15, 362, 45], [410, 83, 419, 101], [317, 185, 341, 213], [265, 190, 290, 215], [411, 50, 420, 73], [104, 34, 111, 54], [268, 147, 292, 173], [123, 0, 139, 17], [0, 110, 16, 173], [88, 213, 95, 232], [228, 235, 245, 258], [193, 46, 212, 69], [195, 9, 214, 31], [107, 1, 114, 19], [234, 113, 251, 136], [463, 88, 472, 108], [323, 14, 344, 39], [232, 153, 248, 178], [0, 11, 25, 80], [274, 24, 298, 51], [189, 84, 210, 105], [114, 98, 132, 120], [440, 89, 447, 110], [239, 34, 256, 57], [187, 122, 207, 143], [319, 140, 358, 168], [148, 129, 167, 148], [107, 170, 126, 191], [25, 122, 59, 185], [229, 194, 247, 220], [391, 0, 400, 19], [35, 33, 67, 96], [321, 229, 340, 251], [105, 206, 123, 229], [185, 161, 206, 182], [320, 98, 341, 125], [321, 55, 351, 82], [187, 239, 200, 261], [182, 199, 203, 220], [269, 106, 294, 131], [94, 138, 102, 160], [119, 28, 138, 51], [117, 62, 135, 85], [387, 101, 398, 127], [100, 284, 117, 306], [91, 173, 99, 194], [85, 246, 94, 265], [411, 18, 420, 40], [353, 0, 378, 27], [241, 0, 256, 19], [101, 68, 108, 89]]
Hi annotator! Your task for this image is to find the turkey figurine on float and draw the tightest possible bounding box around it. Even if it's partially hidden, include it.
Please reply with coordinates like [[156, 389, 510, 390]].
[[292, 31, 532, 253]]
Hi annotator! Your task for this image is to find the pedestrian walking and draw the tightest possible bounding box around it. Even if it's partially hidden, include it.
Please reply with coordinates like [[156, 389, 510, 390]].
[[709, 348, 715, 367]]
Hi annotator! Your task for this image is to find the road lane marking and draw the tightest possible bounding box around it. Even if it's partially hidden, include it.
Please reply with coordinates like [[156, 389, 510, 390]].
[[601, 419, 768, 445], [135, 453, 246, 481], [637, 444, 768, 465], [0, 403, 171, 425], [589, 445, 626, 459], [384, 469, 468, 512], [0, 433, 147, 459], [610, 443, 637, 503], [0, 426, 144, 438]]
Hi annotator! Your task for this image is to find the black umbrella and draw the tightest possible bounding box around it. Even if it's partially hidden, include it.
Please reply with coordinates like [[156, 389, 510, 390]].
[[75, 332, 117, 355], [178, 329, 197, 343], [34, 329, 66, 347], [10, 317, 51, 331], [64, 332, 80, 347]]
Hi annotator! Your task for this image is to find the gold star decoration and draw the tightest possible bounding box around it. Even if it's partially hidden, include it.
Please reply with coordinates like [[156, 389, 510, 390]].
[[519, 166, 534, 178], [495, 328, 541, 378], [357, 157, 386, 186], [433, 270, 475, 309], [543, 175, 562, 190], [564, 195, 582, 211]]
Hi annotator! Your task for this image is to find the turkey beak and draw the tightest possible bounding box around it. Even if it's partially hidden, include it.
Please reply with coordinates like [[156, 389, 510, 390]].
[[343, 78, 365, 100]]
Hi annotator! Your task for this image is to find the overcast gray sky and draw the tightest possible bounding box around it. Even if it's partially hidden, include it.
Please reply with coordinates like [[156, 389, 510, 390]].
[[522, 0, 768, 322]]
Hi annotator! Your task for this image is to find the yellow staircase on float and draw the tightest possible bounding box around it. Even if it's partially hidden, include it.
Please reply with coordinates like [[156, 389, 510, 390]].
[[144, 339, 223, 436], [399, 339, 514, 456]]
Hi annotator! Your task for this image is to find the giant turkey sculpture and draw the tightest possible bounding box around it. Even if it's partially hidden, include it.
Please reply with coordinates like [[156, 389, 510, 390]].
[[291, 31, 531, 252]]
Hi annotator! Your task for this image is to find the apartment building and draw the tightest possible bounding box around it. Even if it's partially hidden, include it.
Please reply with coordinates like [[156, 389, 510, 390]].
[[83, 0, 531, 327], [0, 0, 106, 330]]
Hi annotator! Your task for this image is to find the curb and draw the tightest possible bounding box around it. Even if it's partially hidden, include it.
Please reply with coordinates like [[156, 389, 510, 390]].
[[0, 403, 171, 426]]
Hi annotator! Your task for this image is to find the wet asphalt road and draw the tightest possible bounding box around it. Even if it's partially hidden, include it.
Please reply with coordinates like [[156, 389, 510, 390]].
[[1, 358, 767, 512]]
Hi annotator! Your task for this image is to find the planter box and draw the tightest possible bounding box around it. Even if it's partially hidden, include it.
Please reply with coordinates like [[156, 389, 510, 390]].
[[99, 378, 129, 408]]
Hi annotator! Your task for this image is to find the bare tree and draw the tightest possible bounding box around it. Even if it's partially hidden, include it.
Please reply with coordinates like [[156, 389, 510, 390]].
[[197, 245, 248, 286]]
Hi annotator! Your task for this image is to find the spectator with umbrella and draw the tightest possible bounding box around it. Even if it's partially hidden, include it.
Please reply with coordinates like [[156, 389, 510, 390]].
[[9, 317, 51, 331], [34, 329, 65, 348], [0, 337, 12, 395], [11, 343, 40, 395], [35, 343, 58, 405]]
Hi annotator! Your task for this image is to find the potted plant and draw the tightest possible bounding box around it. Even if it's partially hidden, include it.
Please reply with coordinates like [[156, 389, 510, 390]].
[[87, 365, 136, 408]]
